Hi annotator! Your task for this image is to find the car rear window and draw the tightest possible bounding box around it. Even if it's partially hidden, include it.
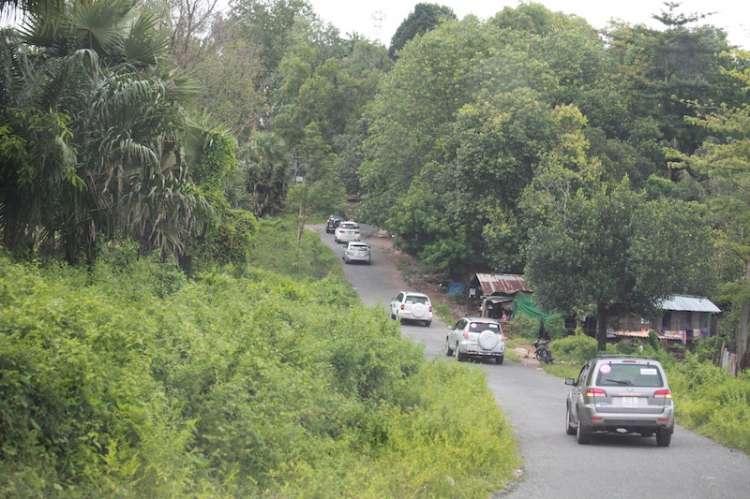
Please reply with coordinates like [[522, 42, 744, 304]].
[[339, 223, 358, 229], [469, 322, 501, 330], [405, 295, 428, 304], [595, 363, 664, 388]]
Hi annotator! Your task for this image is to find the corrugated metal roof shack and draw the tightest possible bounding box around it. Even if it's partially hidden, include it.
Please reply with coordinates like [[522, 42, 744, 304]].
[[656, 295, 721, 340], [467, 273, 533, 320], [613, 295, 721, 346]]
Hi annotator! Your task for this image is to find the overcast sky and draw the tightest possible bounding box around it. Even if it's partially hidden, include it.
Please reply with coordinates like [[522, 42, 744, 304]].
[[309, 0, 750, 50]]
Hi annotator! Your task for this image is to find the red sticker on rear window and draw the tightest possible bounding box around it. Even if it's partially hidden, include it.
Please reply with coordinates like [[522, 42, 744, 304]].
[[600, 364, 612, 374]]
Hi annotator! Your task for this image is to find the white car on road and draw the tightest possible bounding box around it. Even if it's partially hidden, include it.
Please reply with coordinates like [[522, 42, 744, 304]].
[[390, 291, 433, 327], [334, 221, 360, 244], [445, 317, 506, 364]]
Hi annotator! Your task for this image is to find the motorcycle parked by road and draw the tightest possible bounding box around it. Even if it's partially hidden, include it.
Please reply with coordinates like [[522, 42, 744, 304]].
[[533, 338, 554, 364]]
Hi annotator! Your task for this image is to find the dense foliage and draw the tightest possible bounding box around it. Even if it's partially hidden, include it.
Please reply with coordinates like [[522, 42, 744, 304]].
[[0, 221, 521, 496]]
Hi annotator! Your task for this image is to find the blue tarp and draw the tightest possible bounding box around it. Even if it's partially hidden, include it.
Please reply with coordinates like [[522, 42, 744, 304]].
[[448, 280, 466, 296]]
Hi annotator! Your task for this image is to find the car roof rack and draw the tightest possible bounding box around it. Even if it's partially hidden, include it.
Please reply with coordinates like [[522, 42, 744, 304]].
[[594, 354, 656, 361]]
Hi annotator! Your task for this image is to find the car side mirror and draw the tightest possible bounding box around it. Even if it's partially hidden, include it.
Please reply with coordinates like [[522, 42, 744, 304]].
[[564, 378, 576, 386]]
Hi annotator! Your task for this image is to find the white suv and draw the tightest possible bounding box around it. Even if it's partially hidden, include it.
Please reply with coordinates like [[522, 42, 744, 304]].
[[445, 317, 506, 364], [390, 291, 433, 327], [334, 221, 360, 244]]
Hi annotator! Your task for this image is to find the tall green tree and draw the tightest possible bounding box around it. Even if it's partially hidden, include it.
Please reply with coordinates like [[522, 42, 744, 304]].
[[359, 17, 501, 229], [244, 131, 290, 217], [524, 178, 713, 350], [668, 50, 750, 368], [388, 2, 455, 59], [230, 0, 336, 77], [0, 0, 212, 262], [604, 2, 741, 163]]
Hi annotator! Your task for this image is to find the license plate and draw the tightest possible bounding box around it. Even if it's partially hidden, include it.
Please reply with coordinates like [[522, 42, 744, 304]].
[[621, 397, 639, 408]]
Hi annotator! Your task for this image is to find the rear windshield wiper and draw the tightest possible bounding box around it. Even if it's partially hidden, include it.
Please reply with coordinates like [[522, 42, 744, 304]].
[[604, 379, 629, 385]]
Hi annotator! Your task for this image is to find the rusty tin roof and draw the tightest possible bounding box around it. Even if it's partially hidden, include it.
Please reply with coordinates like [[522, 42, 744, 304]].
[[475, 273, 532, 296]]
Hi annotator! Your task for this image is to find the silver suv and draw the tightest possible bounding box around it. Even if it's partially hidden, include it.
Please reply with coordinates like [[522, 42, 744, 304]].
[[445, 317, 506, 364], [564, 355, 674, 446]]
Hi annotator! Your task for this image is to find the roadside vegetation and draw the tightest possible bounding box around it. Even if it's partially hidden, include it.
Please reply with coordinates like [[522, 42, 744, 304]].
[[0, 218, 521, 497]]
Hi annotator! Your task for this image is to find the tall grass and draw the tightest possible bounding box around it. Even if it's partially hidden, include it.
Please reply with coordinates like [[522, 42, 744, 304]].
[[0, 218, 521, 497]]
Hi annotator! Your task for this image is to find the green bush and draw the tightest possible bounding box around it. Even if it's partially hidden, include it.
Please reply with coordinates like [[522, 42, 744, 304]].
[[506, 314, 538, 340], [550, 333, 598, 365], [508, 313, 565, 340], [432, 302, 452, 322]]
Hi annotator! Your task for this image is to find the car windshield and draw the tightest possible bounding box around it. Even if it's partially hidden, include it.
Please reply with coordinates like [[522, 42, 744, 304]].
[[595, 364, 664, 387], [405, 295, 428, 304]]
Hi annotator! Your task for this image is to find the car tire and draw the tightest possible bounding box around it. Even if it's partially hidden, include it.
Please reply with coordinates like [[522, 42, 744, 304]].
[[495, 355, 504, 365], [566, 406, 576, 435], [455, 348, 466, 362], [445, 339, 454, 356], [656, 430, 671, 447], [424, 320, 431, 327], [576, 419, 591, 444]]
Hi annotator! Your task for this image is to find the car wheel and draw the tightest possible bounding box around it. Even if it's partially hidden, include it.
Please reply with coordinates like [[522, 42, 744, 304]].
[[424, 320, 431, 327], [576, 419, 591, 444], [445, 339, 454, 356], [495, 355, 504, 365], [565, 406, 576, 435], [390, 310, 396, 320], [656, 430, 671, 447], [455, 348, 466, 362]]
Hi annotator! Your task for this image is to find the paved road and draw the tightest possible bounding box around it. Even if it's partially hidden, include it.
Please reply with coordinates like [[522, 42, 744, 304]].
[[317, 223, 750, 498]]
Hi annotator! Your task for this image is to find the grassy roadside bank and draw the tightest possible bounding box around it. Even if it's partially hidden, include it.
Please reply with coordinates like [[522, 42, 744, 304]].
[[0, 217, 521, 497]]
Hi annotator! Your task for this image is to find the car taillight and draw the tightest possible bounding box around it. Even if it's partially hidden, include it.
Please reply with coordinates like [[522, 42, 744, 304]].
[[586, 388, 607, 398], [400, 304, 404, 310], [429, 306, 433, 312], [354, 230, 360, 234], [654, 389, 672, 399], [463, 331, 469, 339], [501, 333, 507, 341]]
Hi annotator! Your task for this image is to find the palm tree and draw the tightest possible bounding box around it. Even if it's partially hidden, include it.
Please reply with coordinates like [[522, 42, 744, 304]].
[[245, 131, 290, 217], [1, 0, 214, 262]]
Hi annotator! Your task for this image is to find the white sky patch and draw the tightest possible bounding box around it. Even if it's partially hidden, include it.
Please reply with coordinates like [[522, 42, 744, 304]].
[[309, 0, 750, 49]]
